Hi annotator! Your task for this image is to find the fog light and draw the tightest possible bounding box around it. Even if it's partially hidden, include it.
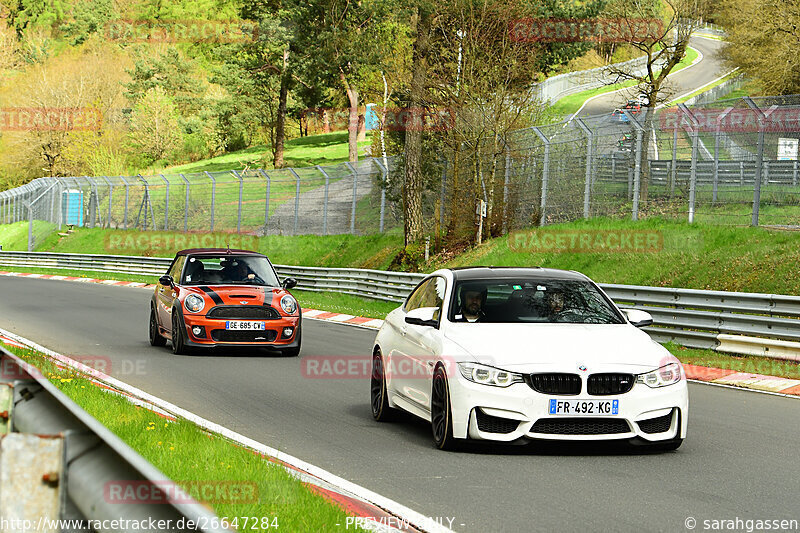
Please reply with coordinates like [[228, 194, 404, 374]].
[[191, 326, 206, 338], [282, 327, 294, 338]]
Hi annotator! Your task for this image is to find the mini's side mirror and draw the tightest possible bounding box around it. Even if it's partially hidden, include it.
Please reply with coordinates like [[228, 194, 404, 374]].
[[622, 308, 653, 328], [159, 275, 174, 287], [282, 277, 297, 290]]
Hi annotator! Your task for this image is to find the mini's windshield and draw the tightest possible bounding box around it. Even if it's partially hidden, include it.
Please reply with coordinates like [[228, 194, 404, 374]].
[[449, 279, 624, 324], [181, 255, 280, 287]]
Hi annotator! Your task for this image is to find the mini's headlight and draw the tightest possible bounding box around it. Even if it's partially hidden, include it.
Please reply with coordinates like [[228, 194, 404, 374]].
[[184, 294, 205, 313], [636, 362, 683, 388], [280, 294, 298, 315], [458, 363, 523, 388]]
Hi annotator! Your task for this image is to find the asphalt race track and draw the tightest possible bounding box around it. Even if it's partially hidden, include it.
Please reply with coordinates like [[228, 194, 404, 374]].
[[2, 276, 799, 532], [578, 35, 727, 118]]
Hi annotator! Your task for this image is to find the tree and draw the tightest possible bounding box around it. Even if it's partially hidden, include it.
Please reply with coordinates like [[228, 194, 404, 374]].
[[718, 0, 800, 94], [128, 86, 182, 163]]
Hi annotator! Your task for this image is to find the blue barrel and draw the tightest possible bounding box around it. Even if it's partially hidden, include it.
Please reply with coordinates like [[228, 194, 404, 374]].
[[365, 103, 379, 130], [62, 189, 84, 226]]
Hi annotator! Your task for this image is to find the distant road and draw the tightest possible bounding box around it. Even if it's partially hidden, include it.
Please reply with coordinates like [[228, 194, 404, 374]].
[[578, 35, 726, 118]]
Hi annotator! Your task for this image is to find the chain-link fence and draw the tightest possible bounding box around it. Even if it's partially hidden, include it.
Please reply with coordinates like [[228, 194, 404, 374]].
[[3, 95, 800, 251]]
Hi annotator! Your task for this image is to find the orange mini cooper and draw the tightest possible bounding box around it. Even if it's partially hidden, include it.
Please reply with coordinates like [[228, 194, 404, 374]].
[[149, 248, 301, 356]]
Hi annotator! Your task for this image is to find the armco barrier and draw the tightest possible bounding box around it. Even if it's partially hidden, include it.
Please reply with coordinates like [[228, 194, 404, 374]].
[[0, 345, 228, 530], [1, 251, 799, 353]]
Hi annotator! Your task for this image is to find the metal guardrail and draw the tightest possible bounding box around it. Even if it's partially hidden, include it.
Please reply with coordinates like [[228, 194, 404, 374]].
[[0, 345, 228, 531], [1, 251, 799, 351]]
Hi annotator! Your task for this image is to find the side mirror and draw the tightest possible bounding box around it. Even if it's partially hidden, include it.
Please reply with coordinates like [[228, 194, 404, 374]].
[[622, 308, 653, 328], [159, 275, 174, 287], [282, 277, 297, 290], [404, 307, 439, 328]]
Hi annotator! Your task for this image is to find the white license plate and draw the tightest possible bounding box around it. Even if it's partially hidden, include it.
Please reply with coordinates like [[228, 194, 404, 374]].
[[549, 399, 619, 416], [225, 321, 266, 330]]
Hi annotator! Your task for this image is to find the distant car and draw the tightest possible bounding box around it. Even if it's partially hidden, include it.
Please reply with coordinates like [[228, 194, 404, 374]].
[[611, 108, 630, 123], [370, 267, 688, 451], [149, 248, 301, 356]]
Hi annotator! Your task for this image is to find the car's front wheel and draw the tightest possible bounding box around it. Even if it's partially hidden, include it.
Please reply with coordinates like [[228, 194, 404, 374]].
[[171, 311, 187, 355], [149, 307, 166, 347], [370, 351, 396, 422], [431, 364, 459, 451]]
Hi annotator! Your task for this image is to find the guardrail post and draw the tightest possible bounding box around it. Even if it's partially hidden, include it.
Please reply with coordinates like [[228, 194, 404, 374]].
[[370, 159, 388, 233], [204, 171, 216, 231], [575, 119, 593, 219], [258, 170, 271, 228], [159, 174, 170, 230], [289, 168, 302, 235], [315, 166, 330, 235], [232, 170, 244, 233], [344, 162, 358, 234], [532, 127, 550, 226], [744, 97, 767, 226], [179, 174, 189, 232]]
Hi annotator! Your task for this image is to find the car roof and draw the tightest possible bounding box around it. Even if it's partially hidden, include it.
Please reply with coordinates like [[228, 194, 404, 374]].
[[448, 266, 589, 282], [176, 248, 265, 257]]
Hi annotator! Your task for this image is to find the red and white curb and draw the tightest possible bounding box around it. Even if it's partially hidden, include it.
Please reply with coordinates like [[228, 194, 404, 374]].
[[0, 327, 446, 533], [0, 270, 386, 329]]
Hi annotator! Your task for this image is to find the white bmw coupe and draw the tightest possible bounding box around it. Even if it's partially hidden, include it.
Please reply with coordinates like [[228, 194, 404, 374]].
[[370, 267, 688, 451]]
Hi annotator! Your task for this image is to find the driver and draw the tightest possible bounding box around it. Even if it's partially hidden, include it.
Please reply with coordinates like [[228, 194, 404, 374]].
[[454, 283, 487, 322], [223, 258, 252, 282], [545, 288, 566, 319]]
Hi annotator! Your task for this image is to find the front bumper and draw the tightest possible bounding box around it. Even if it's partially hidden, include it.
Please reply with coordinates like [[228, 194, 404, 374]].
[[448, 372, 688, 443], [180, 311, 300, 348]]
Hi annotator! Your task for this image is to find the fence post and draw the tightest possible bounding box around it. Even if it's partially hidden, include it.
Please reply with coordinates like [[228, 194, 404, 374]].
[[744, 97, 766, 226], [27, 201, 33, 251], [288, 168, 302, 235], [679, 104, 700, 223], [258, 170, 271, 229], [159, 174, 170, 231], [85, 176, 98, 228], [575, 119, 593, 219], [119, 176, 130, 230], [344, 162, 359, 235], [532, 127, 550, 226], [626, 109, 645, 221], [713, 107, 734, 205], [315, 166, 330, 235], [231, 170, 244, 234], [371, 159, 388, 233], [179, 174, 189, 232], [794, 161, 798, 187], [671, 118, 678, 197], [740, 161, 744, 186], [204, 171, 216, 232], [100, 176, 113, 229]]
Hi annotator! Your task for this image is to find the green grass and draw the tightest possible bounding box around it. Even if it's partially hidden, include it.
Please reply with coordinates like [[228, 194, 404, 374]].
[[161, 132, 373, 175], [548, 46, 701, 118], [665, 342, 800, 380], [0, 220, 57, 251], [4, 344, 367, 531]]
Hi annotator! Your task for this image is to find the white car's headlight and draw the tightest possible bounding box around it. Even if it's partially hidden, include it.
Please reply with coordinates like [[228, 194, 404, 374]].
[[636, 362, 683, 388], [458, 363, 523, 387], [184, 294, 205, 313], [280, 295, 298, 315]]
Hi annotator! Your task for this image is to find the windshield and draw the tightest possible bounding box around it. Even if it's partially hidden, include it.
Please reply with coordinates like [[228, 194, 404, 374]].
[[448, 279, 624, 324], [181, 255, 280, 287]]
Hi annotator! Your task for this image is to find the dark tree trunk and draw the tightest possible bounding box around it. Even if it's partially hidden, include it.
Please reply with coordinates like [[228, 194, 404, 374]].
[[273, 47, 290, 169]]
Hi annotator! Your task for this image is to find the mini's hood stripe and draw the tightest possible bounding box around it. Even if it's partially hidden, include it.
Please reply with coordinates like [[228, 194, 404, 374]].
[[197, 286, 224, 305]]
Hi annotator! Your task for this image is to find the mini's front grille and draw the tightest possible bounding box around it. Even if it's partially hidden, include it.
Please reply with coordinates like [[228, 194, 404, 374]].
[[210, 330, 278, 342], [587, 373, 635, 395], [206, 306, 280, 320], [530, 418, 630, 435], [527, 373, 581, 395], [637, 410, 674, 434], [475, 409, 520, 434]]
